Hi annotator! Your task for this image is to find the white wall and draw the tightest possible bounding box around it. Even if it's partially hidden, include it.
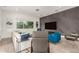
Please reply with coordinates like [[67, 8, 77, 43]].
[[0, 8, 3, 40], [0, 10, 1, 35], [1, 11, 40, 38]]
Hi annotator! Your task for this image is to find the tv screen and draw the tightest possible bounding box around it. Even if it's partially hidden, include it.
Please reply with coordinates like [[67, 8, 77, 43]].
[[45, 22, 57, 30]]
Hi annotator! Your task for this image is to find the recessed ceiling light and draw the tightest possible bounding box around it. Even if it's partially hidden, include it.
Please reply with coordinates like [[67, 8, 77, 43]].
[[55, 10, 58, 11], [35, 9, 40, 12]]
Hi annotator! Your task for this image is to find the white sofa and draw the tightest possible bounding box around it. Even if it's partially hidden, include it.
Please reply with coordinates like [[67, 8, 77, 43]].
[[12, 32, 31, 52]]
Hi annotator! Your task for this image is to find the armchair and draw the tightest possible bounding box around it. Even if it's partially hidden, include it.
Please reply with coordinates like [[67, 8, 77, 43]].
[[31, 31, 49, 53]]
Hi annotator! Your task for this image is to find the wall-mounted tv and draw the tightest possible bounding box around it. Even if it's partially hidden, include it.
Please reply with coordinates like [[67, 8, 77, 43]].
[[45, 22, 57, 30]]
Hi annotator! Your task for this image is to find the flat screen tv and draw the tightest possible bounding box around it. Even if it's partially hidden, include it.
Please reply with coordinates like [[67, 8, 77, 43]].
[[45, 22, 57, 30]]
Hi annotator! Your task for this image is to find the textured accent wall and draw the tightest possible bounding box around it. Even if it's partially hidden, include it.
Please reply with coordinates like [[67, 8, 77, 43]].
[[40, 7, 79, 35]]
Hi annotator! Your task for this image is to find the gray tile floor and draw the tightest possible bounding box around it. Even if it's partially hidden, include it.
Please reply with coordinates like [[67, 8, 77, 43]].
[[0, 37, 79, 53], [50, 37, 79, 53], [0, 38, 15, 53]]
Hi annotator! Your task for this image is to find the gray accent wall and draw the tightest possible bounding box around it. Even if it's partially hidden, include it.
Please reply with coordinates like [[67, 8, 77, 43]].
[[40, 6, 79, 35]]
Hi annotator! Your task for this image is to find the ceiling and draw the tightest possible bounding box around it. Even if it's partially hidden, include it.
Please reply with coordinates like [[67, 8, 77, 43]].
[[0, 6, 76, 17]]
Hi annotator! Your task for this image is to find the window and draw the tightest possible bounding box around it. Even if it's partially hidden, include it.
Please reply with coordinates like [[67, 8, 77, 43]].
[[17, 21, 33, 29]]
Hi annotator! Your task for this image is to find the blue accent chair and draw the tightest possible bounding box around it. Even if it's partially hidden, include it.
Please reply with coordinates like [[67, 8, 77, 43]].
[[48, 32, 61, 43]]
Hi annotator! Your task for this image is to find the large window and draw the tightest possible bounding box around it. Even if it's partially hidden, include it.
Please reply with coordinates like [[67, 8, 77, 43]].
[[17, 21, 33, 29]]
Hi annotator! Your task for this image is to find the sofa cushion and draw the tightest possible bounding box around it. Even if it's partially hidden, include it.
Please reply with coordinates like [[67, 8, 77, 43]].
[[21, 33, 30, 42]]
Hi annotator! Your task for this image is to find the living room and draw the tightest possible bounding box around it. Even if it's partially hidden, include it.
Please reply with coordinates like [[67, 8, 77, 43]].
[[0, 6, 79, 53]]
